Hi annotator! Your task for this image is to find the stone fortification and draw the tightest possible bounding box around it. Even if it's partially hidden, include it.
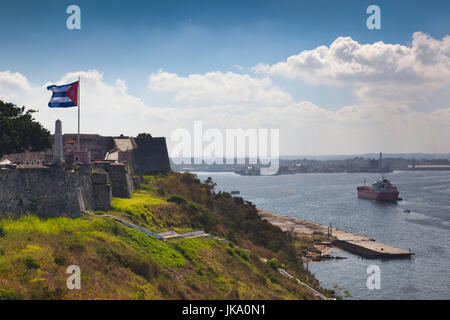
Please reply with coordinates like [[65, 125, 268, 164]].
[[131, 137, 171, 175], [0, 162, 135, 218]]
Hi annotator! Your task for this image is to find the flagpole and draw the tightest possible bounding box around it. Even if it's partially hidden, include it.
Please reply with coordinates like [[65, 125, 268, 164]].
[[77, 76, 80, 153]]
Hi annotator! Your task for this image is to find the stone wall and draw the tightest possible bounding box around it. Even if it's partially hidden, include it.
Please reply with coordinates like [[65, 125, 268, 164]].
[[93, 162, 134, 198], [90, 167, 112, 211], [0, 134, 161, 217], [0, 161, 130, 218], [105, 163, 134, 198], [0, 166, 90, 218], [132, 137, 171, 175]]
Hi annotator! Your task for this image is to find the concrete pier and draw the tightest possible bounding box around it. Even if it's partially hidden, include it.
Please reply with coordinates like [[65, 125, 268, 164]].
[[258, 209, 414, 259]]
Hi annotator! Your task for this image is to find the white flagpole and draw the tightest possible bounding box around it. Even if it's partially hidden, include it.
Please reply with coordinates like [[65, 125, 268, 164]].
[[77, 76, 80, 152]]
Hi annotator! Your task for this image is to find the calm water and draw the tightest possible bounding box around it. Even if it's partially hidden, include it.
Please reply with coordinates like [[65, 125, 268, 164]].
[[195, 171, 450, 300]]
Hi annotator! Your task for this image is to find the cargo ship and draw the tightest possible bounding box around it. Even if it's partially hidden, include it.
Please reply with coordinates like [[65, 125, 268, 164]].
[[357, 153, 400, 202]]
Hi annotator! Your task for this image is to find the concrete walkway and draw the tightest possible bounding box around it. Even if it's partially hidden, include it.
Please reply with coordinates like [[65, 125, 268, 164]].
[[258, 209, 414, 259], [82, 210, 210, 241]]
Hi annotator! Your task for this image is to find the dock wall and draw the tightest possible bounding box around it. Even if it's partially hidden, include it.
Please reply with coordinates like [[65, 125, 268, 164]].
[[258, 209, 414, 259]]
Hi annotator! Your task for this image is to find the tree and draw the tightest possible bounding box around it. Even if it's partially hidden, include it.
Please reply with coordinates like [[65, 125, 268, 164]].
[[0, 100, 51, 158], [137, 133, 152, 139], [204, 176, 216, 192]]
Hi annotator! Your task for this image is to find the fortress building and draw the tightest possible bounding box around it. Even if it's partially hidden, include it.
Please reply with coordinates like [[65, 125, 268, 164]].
[[0, 120, 171, 218], [1, 133, 171, 174]]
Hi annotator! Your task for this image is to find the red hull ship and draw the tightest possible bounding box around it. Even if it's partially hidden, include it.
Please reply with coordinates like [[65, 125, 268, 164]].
[[357, 179, 399, 201], [357, 153, 400, 202]]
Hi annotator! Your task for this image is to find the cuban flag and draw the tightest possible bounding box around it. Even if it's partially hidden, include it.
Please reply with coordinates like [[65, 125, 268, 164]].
[[47, 81, 79, 108]]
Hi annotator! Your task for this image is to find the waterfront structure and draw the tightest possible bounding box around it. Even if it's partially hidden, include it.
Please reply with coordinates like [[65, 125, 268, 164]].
[[408, 164, 450, 170]]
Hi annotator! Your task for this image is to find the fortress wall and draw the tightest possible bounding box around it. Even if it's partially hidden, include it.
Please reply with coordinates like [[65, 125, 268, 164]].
[[0, 135, 169, 218], [89, 166, 112, 211], [104, 163, 134, 198], [132, 137, 171, 175], [0, 166, 90, 218], [93, 162, 134, 198], [0, 163, 122, 218]]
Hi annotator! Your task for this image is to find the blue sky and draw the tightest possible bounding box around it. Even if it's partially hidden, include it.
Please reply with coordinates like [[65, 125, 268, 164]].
[[1, 0, 449, 155], [1, 0, 448, 107]]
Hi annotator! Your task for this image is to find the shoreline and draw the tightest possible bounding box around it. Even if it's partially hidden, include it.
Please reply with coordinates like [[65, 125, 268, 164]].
[[257, 208, 414, 260]]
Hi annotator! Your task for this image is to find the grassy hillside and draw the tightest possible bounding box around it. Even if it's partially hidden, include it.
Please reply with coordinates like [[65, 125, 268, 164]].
[[0, 172, 332, 300]]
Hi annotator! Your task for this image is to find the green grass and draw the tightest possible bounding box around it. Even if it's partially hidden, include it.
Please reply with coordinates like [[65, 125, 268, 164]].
[[0, 172, 330, 300], [0, 215, 109, 236], [0, 287, 24, 300], [171, 238, 213, 267], [111, 193, 165, 224], [120, 228, 186, 269]]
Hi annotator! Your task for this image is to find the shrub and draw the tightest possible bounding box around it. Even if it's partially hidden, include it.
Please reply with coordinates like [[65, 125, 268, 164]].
[[167, 195, 187, 205], [30, 286, 64, 300], [267, 258, 280, 271], [66, 239, 85, 253], [268, 273, 278, 284], [235, 249, 249, 261], [122, 255, 161, 280], [53, 251, 67, 266], [0, 288, 24, 300], [111, 223, 120, 235], [0, 226, 5, 237], [195, 268, 203, 276], [23, 256, 40, 269]]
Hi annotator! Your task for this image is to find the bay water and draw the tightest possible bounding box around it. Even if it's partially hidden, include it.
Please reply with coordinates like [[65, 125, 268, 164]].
[[196, 171, 450, 299]]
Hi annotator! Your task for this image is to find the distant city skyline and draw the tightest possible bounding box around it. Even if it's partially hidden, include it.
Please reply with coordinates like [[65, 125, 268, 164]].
[[0, 0, 449, 155]]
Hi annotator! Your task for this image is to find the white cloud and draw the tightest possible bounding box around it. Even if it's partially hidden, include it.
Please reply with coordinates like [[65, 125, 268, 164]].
[[0, 70, 34, 102], [2, 31, 450, 156], [254, 32, 450, 104], [0, 70, 172, 138], [148, 69, 293, 106]]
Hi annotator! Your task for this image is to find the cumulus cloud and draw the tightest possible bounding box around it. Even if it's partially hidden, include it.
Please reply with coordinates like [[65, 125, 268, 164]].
[[0, 71, 35, 102], [2, 30, 450, 156], [0, 70, 175, 138], [254, 32, 450, 104], [2, 68, 450, 155], [148, 69, 293, 106]]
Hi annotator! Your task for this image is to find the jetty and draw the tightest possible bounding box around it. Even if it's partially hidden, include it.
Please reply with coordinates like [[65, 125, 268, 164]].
[[258, 209, 414, 259]]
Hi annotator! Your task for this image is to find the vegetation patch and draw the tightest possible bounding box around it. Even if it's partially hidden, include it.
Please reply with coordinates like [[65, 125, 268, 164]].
[[0, 171, 331, 300], [121, 228, 186, 269], [0, 287, 24, 300]]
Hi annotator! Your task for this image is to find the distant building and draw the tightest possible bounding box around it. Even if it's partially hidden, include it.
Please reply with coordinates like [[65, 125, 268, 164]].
[[408, 164, 450, 170], [62, 133, 114, 162], [105, 137, 137, 162], [1, 132, 171, 173], [0, 150, 51, 166]]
